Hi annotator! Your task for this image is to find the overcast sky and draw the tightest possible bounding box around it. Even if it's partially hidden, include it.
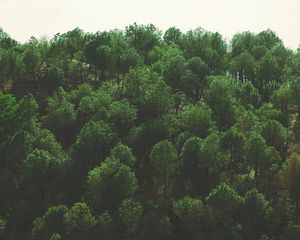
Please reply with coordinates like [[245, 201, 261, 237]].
[[0, 0, 299, 49]]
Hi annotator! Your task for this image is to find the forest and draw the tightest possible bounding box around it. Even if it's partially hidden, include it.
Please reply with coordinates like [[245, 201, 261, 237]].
[[1, 23, 300, 240]]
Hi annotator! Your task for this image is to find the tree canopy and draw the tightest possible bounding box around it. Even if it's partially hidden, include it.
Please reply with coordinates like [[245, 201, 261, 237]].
[[0, 25, 300, 240]]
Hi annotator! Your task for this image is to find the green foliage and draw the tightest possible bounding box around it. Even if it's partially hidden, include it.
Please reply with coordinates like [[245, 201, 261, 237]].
[[86, 159, 137, 212], [44, 87, 76, 138], [173, 197, 203, 224], [205, 76, 236, 130], [63, 202, 97, 240], [22, 149, 64, 203], [0, 93, 18, 137], [0, 25, 299, 240], [0, 217, 6, 237], [150, 140, 179, 199], [237, 81, 261, 108], [284, 154, 300, 221], [181, 136, 203, 178], [206, 183, 244, 215], [242, 189, 272, 239], [42, 66, 65, 93], [163, 27, 182, 46], [290, 77, 300, 107], [109, 143, 136, 167], [125, 23, 161, 59], [50, 233, 62, 240], [69, 83, 93, 106], [261, 119, 287, 157], [71, 120, 118, 168], [118, 198, 143, 235], [107, 99, 137, 135], [246, 133, 272, 187], [32, 205, 68, 239], [143, 79, 174, 119], [180, 103, 213, 137], [220, 126, 246, 183], [206, 183, 244, 239]]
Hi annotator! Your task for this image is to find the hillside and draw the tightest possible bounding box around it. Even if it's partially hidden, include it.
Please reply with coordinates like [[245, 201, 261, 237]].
[[1, 24, 300, 239]]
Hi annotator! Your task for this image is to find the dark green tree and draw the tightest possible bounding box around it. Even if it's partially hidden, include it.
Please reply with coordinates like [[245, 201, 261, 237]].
[[85, 159, 137, 212]]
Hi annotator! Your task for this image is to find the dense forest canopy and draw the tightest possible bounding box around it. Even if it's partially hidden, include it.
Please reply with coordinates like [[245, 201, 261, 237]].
[[1, 23, 300, 239]]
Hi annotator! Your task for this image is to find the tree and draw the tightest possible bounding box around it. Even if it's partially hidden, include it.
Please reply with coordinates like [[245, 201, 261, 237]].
[[50, 233, 62, 240], [256, 52, 279, 94], [106, 99, 137, 136], [255, 30, 282, 51], [109, 30, 141, 80], [205, 76, 236, 131], [236, 81, 261, 108], [67, 120, 118, 201], [163, 27, 182, 46], [125, 23, 161, 61], [256, 102, 283, 124], [84, 31, 115, 81], [206, 183, 243, 239], [235, 110, 260, 134], [17, 40, 46, 93], [206, 183, 243, 216], [284, 154, 300, 222], [230, 52, 256, 82], [183, 56, 209, 100], [231, 31, 255, 57], [42, 65, 65, 93], [142, 79, 174, 119], [63, 202, 97, 240], [271, 82, 292, 127], [293, 114, 300, 142], [95, 45, 115, 80], [150, 140, 179, 200], [180, 103, 213, 138], [137, 211, 174, 240], [0, 27, 17, 49], [0, 167, 16, 214], [76, 89, 113, 125], [180, 136, 214, 195], [246, 133, 271, 187], [290, 77, 300, 108], [85, 159, 137, 212], [15, 93, 39, 128], [3, 119, 65, 173], [181, 136, 202, 183], [220, 127, 246, 184], [173, 197, 203, 239], [70, 120, 118, 170], [0, 25, 299, 240], [201, 131, 223, 174], [0, 217, 6, 239], [122, 67, 152, 113], [0, 49, 14, 92], [118, 198, 143, 236], [69, 83, 93, 107], [44, 87, 76, 146], [242, 189, 272, 239], [182, 29, 227, 74], [22, 149, 63, 205], [261, 119, 287, 158], [163, 54, 186, 90], [32, 205, 68, 240], [109, 143, 136, 167], [0, 93, 18, 141]]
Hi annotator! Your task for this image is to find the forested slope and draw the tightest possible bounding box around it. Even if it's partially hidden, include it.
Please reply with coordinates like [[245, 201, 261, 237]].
[[1, 24, 300, 239]]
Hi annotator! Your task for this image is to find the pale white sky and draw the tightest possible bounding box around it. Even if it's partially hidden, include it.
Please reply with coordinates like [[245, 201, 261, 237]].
[[0, 0, 299, 49]]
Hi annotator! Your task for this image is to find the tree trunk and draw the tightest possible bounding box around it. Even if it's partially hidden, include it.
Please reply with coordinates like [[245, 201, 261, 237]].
[[296, 197, 299, 223], [254, 165, 258, 188]]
